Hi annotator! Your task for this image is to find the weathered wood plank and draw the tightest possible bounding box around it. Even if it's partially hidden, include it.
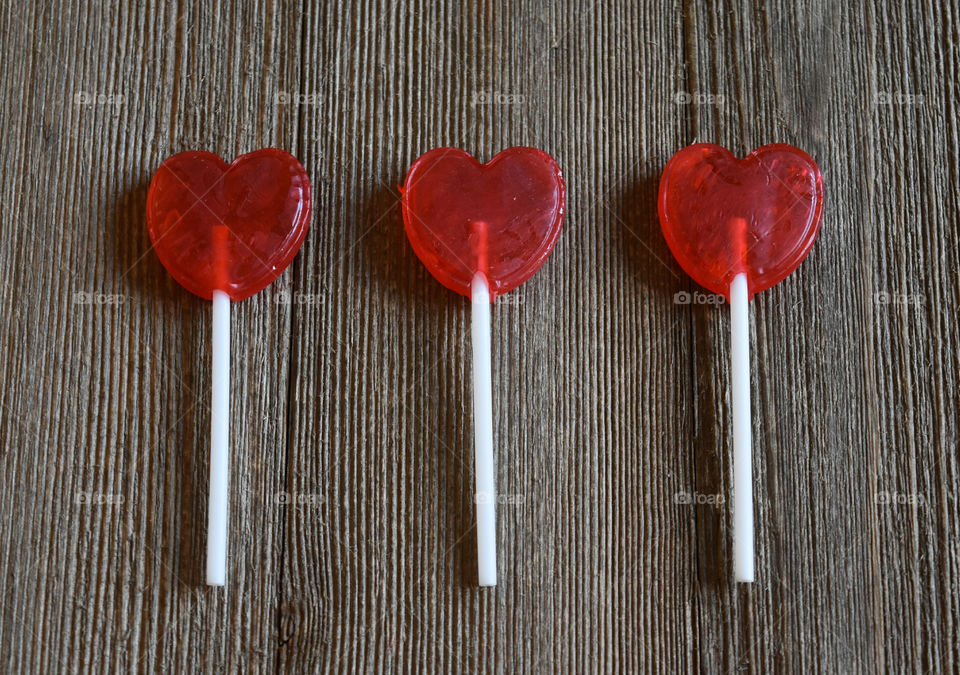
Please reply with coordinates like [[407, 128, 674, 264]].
[[0, 0, 304, 671], [279, 1, 698, 671]]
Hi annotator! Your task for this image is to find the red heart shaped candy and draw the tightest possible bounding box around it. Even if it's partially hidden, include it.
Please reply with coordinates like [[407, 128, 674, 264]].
[[401, 147, 565, 300], [147, 149, 311, 301], [658, 143, 824, 299]]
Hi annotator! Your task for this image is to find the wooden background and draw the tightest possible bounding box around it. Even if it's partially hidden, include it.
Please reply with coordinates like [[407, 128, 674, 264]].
[[0, 0, 957, 672]]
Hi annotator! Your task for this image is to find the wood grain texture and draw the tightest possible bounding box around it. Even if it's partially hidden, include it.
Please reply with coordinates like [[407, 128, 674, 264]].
[[0, 0, 957, 672]]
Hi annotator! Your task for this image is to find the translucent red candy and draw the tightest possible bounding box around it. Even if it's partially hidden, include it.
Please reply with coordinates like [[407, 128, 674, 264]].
[[658, 143, 824, 300], [401, 147, 565, 300], [147, 149, 311, 301]]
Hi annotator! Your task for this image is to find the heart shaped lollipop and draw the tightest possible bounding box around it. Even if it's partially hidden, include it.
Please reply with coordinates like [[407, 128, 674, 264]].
[[147, 149, 311, 301], [147, 148, 311, 585], [659, 143, 823, 299], [401, 146, 565, 586], [401, 147, 565, 300], [658, 143, 824, 583]]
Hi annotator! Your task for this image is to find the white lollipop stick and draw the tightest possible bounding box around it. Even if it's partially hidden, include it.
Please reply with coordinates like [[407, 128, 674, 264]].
[[207, 289, 231, 586], [471, 272, 497, 587], [730, 272, 754, 583]]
